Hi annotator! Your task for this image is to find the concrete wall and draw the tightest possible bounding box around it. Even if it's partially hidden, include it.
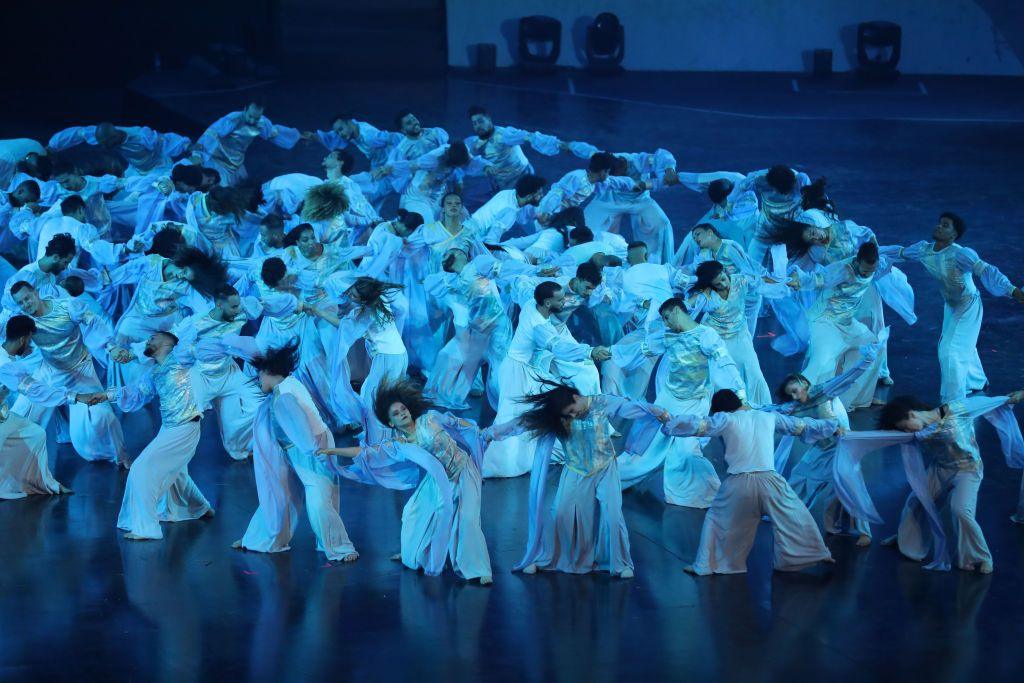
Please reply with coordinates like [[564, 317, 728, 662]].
[[446, 0, 1024, 75]]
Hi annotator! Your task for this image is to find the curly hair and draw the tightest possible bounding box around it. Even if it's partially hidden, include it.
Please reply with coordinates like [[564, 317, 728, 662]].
[[372, 378, 433, 427], [302, 182, 350, 222]]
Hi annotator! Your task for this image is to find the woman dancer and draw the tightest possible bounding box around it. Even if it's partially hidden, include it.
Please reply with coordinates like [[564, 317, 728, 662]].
[[319, 379, 494, 584]]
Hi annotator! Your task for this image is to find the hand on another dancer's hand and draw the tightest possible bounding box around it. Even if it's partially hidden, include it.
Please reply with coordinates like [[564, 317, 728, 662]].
[[1011, 288, 1024, 304], [652, 407, 671, 424], [833, 426, 846, 438], [661, 167, 679, 186], [591, 346, 612, 362], [300, 131, 315, 142], [1008, 390, 1024, 404]]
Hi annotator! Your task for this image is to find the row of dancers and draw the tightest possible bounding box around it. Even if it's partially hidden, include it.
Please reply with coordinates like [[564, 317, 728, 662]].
[[0, 101, 1023, 584]]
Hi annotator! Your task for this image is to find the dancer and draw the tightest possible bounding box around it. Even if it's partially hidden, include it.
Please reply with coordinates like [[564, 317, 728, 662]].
[[771, 341, 882, 545], [509, 381, 665, 578], [0, 315, 71, 499], [789, 241, 887, 410], [8, 281, 130, 466], [836, 391, 1024, 573], [482, 280, 610, 478], [107, 331, 215, 540], [319, 379, 494, 584], [880, 212, 1023, 402], [465, 105, 564, 190], [47, 122, 191, 175], [612, 297, 744, 507], [192, 102, 301, 186], [685, 260, 787, 405], [661, 389, 839, 575], [234, 342, 359, 562], [171, 285, 261, 461]]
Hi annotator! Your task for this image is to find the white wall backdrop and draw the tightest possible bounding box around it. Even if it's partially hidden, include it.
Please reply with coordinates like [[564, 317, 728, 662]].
[[446, 0, 1024, 75]]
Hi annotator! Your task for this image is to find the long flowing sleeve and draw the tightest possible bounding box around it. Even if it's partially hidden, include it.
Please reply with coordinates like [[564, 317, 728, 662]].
[[772, 413, 839, 443], [955, 246, 1018, 297], [610, 324, 666, 371], [109, 368, 157, 413], [699, 327, 745, 399], [47, 126, 97, 151], [197, 113, 239, 155], [532, 320, 592, 361], [0, 357, 69, 407], [833, 430, 950, 570], [69, 297, 115, 359], [662, 412, 728, 437], [274, 393, 333, 456], [257, 117, 301, 150], [514, 432, 558, 571], [597, 393, 664, 453]]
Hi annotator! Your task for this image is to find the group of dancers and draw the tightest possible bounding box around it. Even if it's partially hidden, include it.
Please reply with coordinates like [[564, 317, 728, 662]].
[[1, 100, 1023, 586]]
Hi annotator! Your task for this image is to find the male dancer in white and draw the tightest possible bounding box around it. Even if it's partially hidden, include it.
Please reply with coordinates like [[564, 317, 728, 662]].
[[482, 280, 610, 478], [662, 389, 838, 575], [191, 102, 301, 186], [613, 297, 745, 507], [465, 105, 565, 191], [171, 285, 260, 460], [0, 315, 72, 499], [107, 331, 215, 540], [880, 212, 1024, 402], [9, 281, 130, 466]]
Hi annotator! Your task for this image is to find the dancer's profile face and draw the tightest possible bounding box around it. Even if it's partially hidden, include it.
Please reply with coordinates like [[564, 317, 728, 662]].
[[388, 402, 414, 430], [896, 411, 926, 432], [559, 394, 587, 420], [218, 295, 242, 321], [711, 271, 730, 292], [933, 217, 958, 242], [692, 227, 711, 248], [660, 305, 687, 331], [802, 226, 828, 245], [543, 288, 566, 312], [784, 379, 809, 402]]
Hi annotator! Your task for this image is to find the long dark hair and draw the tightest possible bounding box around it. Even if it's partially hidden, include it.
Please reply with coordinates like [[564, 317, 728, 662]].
[[251, 341, 300, 379], [550, 206, 586, 249], [688, 260, 725, 295], [373, 378, 432, 427], [350, 276, 403, 324], [516, 378, 581, 439], [763, 216, 815, 259], [174, 247, 229, 298], [800, 177, 838, 217], [877, 395, 933, 431]]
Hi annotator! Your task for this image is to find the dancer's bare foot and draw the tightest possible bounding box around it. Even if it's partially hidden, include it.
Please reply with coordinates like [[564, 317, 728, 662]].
[[201, 509, 215, 519], [479, 575, 493, 585], [522, 563, 537, 574], [118, 459, 131, 471], [856, 534, 872, 547], [231, 540, 244, 550], [619, 568, 634, 579], [979, 561, 993, 574], [58, 484, 74, 494], [880, 534, 898, 547], [341, 552, 359, 562], [682, 564, 697, 575], [1011, 514, 1024, 525], [123, 532, 153, 541], [390, 553, 402, 562]]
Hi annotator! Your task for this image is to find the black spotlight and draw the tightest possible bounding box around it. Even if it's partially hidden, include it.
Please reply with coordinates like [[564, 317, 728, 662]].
[[585, 12, 624, 73], [518, 15, 562, 73], [856, 20, 901, 81]]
